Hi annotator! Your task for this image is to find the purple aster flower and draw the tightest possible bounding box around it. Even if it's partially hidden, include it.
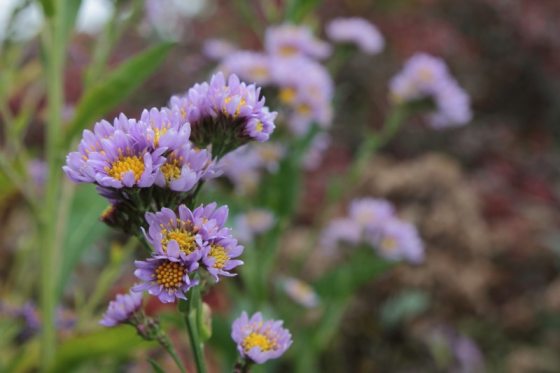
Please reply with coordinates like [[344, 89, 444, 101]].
[[202, 38, 238, 60], [139, 107, 190, 149], [144, 206, 206, 263], [233, 209, 275, 243], [218, 51, 272, 85], [320, 217, 363, 252], [201, 230, 244, 280], [218, 145, 264, 195], [170, 73, 276, 154], [281, 277, 319, 308], [191, 202, 230, 237], [348, 198, 395, 229], [367, 218, 424, 264], [326, 17, 384, 55], [133, 243, 198, 303], [265, 24, 331, 60], [231, 312, 292, 364], [99, 290, 143, 327], [253, 142, 286, 172], [389, 53, 472, 128]]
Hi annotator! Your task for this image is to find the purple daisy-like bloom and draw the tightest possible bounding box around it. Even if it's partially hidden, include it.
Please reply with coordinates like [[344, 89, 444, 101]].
[[203, 38, 238, 60], [231, 312, 292, 364], [170, 73, 276, 153], [99, 290, 143, 327], [139, 107, 190, 149], [218, 51, 272, 85], [389, 53, 472, 128], [233, 209, 275, 243], [368, 218, 424, 264], [191, 202, 230, 238], [348, 198, 395, 229], [133, 243, 198, 303], [320, 217, 363, 252], [202, 230, 244, 280], [144, 206, 206, 263], [265, 24, 331, 60], [326, 17, 385, 55]]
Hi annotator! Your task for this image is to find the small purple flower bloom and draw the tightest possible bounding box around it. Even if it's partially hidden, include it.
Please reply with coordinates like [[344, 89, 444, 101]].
[[99, 290, 143, 327], [348, 198, 395, 229], [326, 18, 385, 55], [133, 245, 198, 303], [203, 38, 238, 60], [367, 218, 424, 264], [231, 312, 292, 364], [281, 277, 319, 308], [218, 51, 272, 85], [265, 24, 331, 60], [139, 107, 190, 149], [234, 209, 275, 243], [320, 217, 363, 252], [202, 231, 244, 280], [389, 53, 472, 128]]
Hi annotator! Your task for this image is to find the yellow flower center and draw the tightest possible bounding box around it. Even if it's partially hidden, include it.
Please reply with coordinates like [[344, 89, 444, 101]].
[[161, 158, 182, 183], [154, 261, 186, 290], [279, 88, 297, 104], [381, 237, 397, 252], [255, 121, 264, 133], [209, 244, 229, 269], [223, 96, 247, 117], [161, 228, 197, 254], [107, 155, 145, 182], [153, 127, 169, 147], [242, 332, 275, 352], [296, 104, 311, 115], [250, 66, 269, 79], [278, 45, 298, 57]]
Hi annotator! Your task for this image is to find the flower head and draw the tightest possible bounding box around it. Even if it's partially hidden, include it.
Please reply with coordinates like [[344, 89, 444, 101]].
[[367, 218, 424, 264], [326, 18, 384, 55], [348, 198, 395, 229], [100, 290, 143, 327], [281, 277, 319, 308], [170, 73, 276, 155], [218, 51, 272, 85], [231, 312, 292, 364], [320, 217, 363, 252], [203, 38, 238, 60], [202, 232, 244, 280], [265, 24, 331, 60], [234, 209, 275, 242], [389, 53, 472, 128]]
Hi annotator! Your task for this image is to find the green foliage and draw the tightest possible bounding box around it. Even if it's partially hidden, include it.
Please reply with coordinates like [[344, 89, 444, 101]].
[[64, 42, 174, 149], [285, 0, 323, 22], [380, 290, 430, 327]]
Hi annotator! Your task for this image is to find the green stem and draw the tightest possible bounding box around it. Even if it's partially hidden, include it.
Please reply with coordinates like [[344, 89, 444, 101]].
[[40, 0, 67, 368], [157, 334, 187, 373], [181, 286, 207, 373]]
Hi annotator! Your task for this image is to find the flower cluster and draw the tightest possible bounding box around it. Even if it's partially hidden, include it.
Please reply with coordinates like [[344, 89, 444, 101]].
[[215, 24, 334, 136], [326, 17, 385, 55], [389, 53, 472, 128], [133, 203, 243, 303], [321, 198, 424, 263], [169, 73, 276, 154], [231, 312, 292, 364]]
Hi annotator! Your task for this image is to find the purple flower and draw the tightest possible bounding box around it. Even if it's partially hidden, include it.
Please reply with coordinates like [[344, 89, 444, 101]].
[[133, 245, 198, 303], [367, 218, 424, 264], [139, 107, 190, 149], [320, 217, 363, 252], [99, 290, 143, 327], [218, 51, 272, 85], [170, 73, 276, 152], [265, 24, 331, 60], [203, 38, 238, 60], [202, 231, 244, 280], [281, 277, 319, 308], [389, 53, 472, 128], [348, 198, 395, 229], [234, 209, 275, 243], [191, 202, 230, 237], [231, 312, 292, 364], [326, 18, 384, 55], [144, 206, 206, 262]]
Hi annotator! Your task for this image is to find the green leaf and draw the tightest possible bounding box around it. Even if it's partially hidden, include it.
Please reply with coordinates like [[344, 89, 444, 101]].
[[314, 247, 393, 300], [285, 0, 322, 22], [57, 183, 108, 298], [48, 327, 148, 372], [380, 290, 430, 327], [39, 0, 55, 18], [64, 42, 174, 148], [62, 0, 83, 40]]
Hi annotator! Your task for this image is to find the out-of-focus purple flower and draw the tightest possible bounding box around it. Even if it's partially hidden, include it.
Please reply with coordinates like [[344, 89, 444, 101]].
[[231, 311, 292, 364], [133, 244, 198, 303], [218, 51, 272, 85], [254, 142, 286, 172], [203, 38, 238, 60], [281, 277, 319, 308], [265, 24, 331, 60], [100, 290, 143, 327], [170, 73, 276, 150], [202, 232, 244, 280], [270, 57, 333, 135], [367, 218, 424, 264], [348, 198, 395, 228], [320, 217, 363, 252], [218, 146, 266, 195], [302, 133, 330, 170], [28, 159, 47, 188], [426, 325, 485, 373], [234, 209, 276, 242], [389, 53, 472, 128], [326, 17, 384, 55]]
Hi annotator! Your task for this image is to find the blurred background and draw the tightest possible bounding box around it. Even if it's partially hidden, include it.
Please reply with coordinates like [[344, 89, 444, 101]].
[[1, 0, 560, 372]]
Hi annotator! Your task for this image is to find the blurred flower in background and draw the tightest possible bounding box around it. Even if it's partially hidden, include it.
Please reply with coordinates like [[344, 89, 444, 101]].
[[326, 17, 384, 55]]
